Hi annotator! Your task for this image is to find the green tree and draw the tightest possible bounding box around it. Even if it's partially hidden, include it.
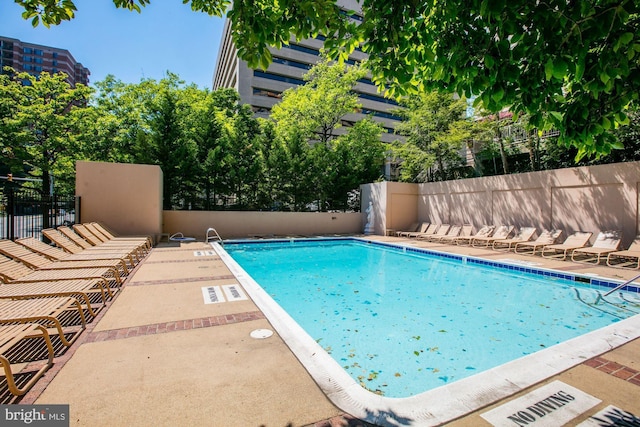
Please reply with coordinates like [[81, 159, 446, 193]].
[[393, 92, 473, 182], [0, 68, 94, 194], [20, 0, 639, 159]]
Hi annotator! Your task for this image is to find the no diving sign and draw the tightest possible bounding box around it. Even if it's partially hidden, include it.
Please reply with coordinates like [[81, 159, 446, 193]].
[[481, 381, 601, 427]]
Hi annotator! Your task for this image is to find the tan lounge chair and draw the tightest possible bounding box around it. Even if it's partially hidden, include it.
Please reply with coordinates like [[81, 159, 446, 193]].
[[0, 253, 121, 293], [540, 231, 593, 260], [42, 228, 140, 265], [418, 224, 452, 241], [90, 222, 153, 248], [74, 223, 151, 254], [395, 223, 420, 237], [0, 239, 129, 277], [17, 237, 134, 273], [59, 226, 146, 260], [571, 231, 622, 264], [0, 279, 109, 317], [0, 323, 54, 396], [455, 225, 495, 246], [398, 222, 430, 238], [514, 230, 564, 255], [410, 223, 441, 239], [422, 224, 462, 242], [471, 225, 514, 247], [492, 227, 537, 251], [438, 224, 473, 244], [606, 236, 640, 269], [0, 296, 87, 347]]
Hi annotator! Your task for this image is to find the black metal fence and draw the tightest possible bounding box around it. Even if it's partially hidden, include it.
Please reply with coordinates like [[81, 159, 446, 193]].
[[0, 187, 78, 240]]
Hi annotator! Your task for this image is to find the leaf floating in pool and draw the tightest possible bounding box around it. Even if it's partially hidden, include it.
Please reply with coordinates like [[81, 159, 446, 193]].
[[394, 372, 402, 377], [428, 347, 439, 352], [413, 351, 420, 356], [412, 336, 421, 340], [324, 346, 332, 353], [438, 329, 447, 333], [354, 290, 359, 294], [438, 376, 449, 382], [465, 366, 476, 371]]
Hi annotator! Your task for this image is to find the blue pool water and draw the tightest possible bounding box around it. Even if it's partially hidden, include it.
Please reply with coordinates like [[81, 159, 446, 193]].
[[225, 239, 638, 398]]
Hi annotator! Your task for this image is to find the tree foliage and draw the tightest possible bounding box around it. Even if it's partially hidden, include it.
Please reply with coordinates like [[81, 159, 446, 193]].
[[16, 0, 640, 159], [0, 68, 94, 194]]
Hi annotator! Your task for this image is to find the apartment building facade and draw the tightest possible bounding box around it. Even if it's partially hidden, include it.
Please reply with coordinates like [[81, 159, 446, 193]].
[[212, 1, 401, 144], [0, 36, 90, 87]]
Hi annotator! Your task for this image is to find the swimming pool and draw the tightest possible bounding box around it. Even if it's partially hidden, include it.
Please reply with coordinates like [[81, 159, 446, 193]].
[[214, 238, 640, 426]]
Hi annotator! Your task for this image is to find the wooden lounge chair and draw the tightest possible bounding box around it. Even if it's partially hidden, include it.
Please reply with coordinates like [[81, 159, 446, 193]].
[[89, 222, 153, 248], [571, 231, 622, 264], [0, 279, 109, 317], [437, 224, 473, 244], [59, 226, 146, 260], [454, 225, 495, 246], [73, 224, 151, 255], [0, 323, 54, 396], [540, 231, 593, 260], [398, 222, 430, 238], [471, 225, 514, 247], [42, 228, 140, 265], [0, 296, 87, 347], [514, 230, 563, 255], [0, 239, 129, 277], [492, 227, 537, 251], [421, 224, 462, 242], [395, 223, 420, 237], [606, 236, 640, 269], [17, 237, 133, 274], [0, 253, 121, 292], [410, 223, 440, 239], [86, 222, 153, 249], [418, 224, 452, 241]]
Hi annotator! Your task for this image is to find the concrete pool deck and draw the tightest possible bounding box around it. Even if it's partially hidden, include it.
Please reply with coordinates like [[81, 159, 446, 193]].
[[16, 236, 640, 426]]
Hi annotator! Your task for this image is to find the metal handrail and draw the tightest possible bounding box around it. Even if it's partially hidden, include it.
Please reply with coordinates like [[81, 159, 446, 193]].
[[604, 272, 640, 296], [205, 227, 223, 244]]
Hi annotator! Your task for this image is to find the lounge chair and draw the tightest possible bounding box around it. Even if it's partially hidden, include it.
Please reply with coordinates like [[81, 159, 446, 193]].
[[437, 224, 473, 244], [0, 253, 121, 292], [540, 231, 593, 260], [0, 279, 109, 317], [492, 227, 537, 251], [513, 230, 563, 255], [421, 224, 462, 242], [17, 237, 134, 274], [471, 225, 514, 247], [0, 296, 87, 347], [418, 224, 452, 241], [0, 239, 129, 277], [606, 236, 640, 269], [410, 223, 440, 239], [571, 231, 622, 264], [89, 222, 153, 248], [454, 225, 496, 246], [42, 228, 140, 265], [74, 223, 151, 254], [59, 226, 146, 260], [0, 323, 54, 396], [398, 222, 430, 238], [395, 223, 420, 237]]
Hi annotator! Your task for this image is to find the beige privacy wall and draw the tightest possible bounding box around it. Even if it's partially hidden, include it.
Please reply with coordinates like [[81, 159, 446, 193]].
[[362, 161, 640, 247], [163, 210, 362, 240], [75, 161, 163, 237]]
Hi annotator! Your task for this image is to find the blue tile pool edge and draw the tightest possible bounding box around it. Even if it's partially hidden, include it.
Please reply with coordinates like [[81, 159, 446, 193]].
[[213, 238, 640, 427]]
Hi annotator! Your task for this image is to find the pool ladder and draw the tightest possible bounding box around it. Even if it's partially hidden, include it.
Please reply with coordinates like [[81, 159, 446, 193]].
[[206, 227, 223, 244]]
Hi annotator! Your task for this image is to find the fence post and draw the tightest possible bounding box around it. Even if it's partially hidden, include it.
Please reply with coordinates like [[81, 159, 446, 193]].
[[7, 187, 14, 240], [75, 196, 81, 224]]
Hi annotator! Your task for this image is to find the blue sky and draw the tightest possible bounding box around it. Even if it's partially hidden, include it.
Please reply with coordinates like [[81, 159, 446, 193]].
[[0, 1, 225, 89]]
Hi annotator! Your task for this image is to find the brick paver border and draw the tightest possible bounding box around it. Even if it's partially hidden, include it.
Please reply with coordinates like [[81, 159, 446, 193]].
[[584, 356, 640, 386]]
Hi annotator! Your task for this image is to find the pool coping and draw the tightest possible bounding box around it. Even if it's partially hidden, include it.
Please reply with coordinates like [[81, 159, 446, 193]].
[[212, 238, 640, 427]]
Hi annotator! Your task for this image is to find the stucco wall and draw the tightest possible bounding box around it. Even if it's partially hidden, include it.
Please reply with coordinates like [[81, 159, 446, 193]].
[[75, 161, 163, 237], [364, 161, 640, 247], [162, 210, 362, 240]]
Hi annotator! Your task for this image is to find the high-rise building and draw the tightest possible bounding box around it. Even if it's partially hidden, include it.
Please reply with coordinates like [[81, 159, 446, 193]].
[[0, 36, 90, 87], [212, 1, 401, 143]]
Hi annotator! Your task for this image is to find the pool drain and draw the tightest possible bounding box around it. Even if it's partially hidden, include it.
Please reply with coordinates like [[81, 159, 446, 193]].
[[250, 329, 273, 339]]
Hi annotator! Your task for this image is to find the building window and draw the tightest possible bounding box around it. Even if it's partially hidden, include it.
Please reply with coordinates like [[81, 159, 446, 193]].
[[253, 87, 282, 98], [23, 47, 32, 54], [34, 49, 43, 56], [23, 56, 32, 62], [271, 56, 312, 70], [356, 91, 399, 106], [253, 70, 305, 86], [52, 68, 58, 73], [33, 66, 42, 72], [23, 64, 32, 71], [360, 108, 402, 121], [52, 60, 58, 66], [34, 57, 43, 64], [52, 52, 58, 58]]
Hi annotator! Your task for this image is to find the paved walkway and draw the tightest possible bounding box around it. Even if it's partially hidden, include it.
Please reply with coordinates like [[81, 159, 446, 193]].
[[15, 237, 640, 426]]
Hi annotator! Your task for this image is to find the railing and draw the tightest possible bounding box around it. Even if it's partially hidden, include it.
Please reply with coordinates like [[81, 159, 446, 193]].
[[1, 187, 78, 240]]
